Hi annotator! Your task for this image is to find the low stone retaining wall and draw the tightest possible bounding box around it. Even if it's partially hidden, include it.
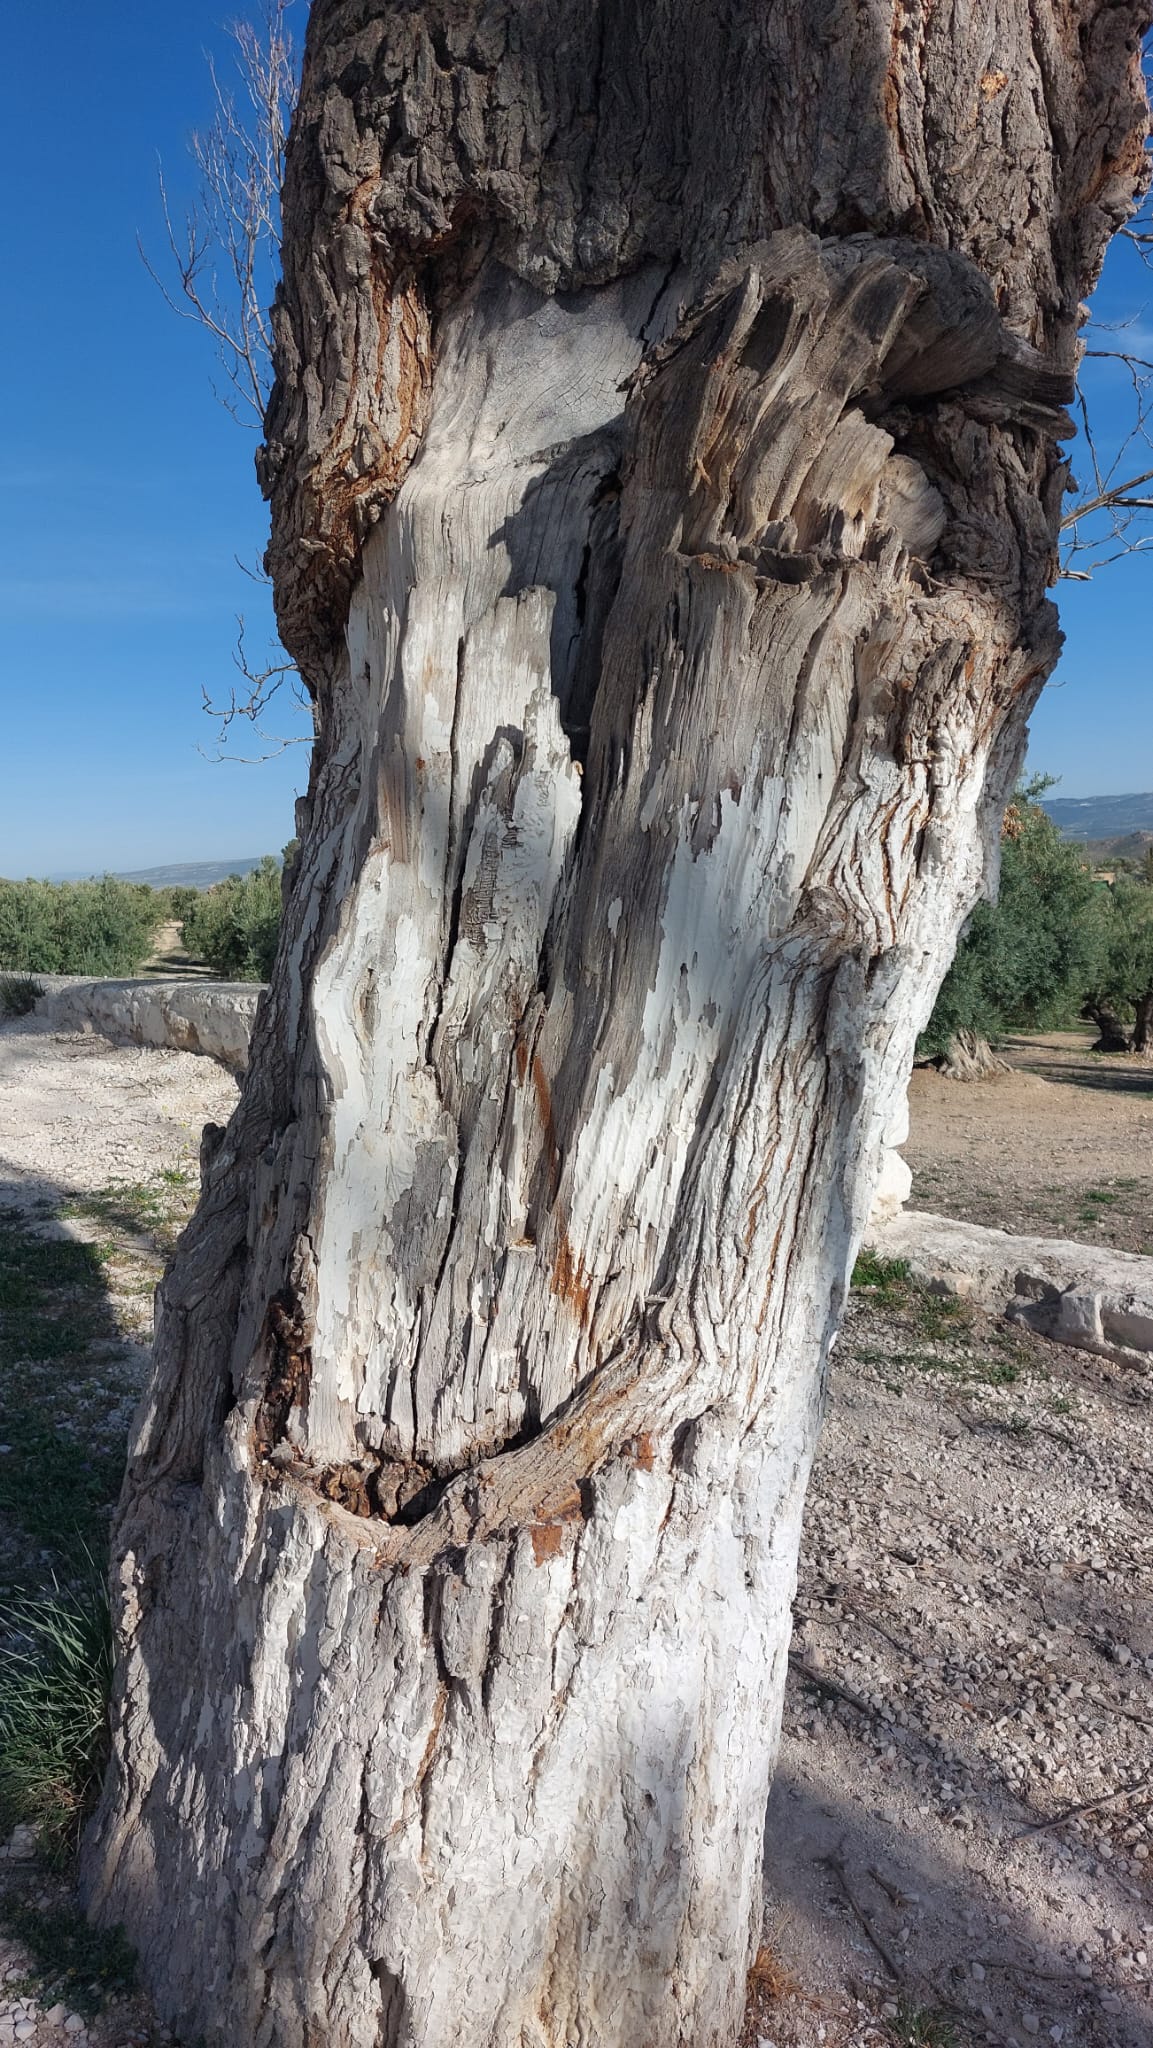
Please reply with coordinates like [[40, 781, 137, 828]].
[[32, 976, 261, 1074], [868, 1206, 1153, 1372]]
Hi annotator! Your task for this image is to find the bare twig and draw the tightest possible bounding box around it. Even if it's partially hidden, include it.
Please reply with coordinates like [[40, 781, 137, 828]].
[[199, 616, 314, 762], [1061, 257, 1153, 577], [143, 1, 298, 420], [820, 1852, 903, 1980], [145, 5, 309, 760], [1011, 1770, 1151, 1839], [787, 1654, 873, 1717]]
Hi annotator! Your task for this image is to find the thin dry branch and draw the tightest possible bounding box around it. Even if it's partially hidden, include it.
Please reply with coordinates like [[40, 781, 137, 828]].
[[1059, 159, 1153, 576], [146, 5, 308, 757], [144, 0, 297, 421], [199, 615, 314, 762]]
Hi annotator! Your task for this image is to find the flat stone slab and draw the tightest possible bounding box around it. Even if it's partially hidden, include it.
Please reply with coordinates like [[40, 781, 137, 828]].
[[869, 1207, 1153, 1370], [31, 976, 261, 1073]]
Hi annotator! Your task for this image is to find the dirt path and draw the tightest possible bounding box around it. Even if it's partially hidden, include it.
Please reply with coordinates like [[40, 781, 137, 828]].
[[906, 1030, 1153, 1255]]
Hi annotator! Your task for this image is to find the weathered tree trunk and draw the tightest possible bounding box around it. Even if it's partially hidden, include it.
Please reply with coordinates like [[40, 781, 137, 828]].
[[1084, 999, 1135, 1052], [84, 6, 1150, 2043], [931, 1028, 1013, 1081], [1131, 987, 1153, 1053]]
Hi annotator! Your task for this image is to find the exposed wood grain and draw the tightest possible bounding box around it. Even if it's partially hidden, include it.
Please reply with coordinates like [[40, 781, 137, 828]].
[[85, 6, 1150, 2045]]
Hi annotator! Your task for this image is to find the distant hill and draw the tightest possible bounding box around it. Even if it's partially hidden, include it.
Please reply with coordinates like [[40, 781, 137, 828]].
[[1041, 792, 1153, 842], [1076, 830, 1153, 868], [111, 857, 274, 890]]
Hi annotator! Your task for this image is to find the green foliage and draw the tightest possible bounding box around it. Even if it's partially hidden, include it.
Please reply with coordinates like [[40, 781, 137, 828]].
[[1090, 873, 1153, 1012], [921, 786, 1106, 1057], [0, 973, 45, 1018], [0, 877, 162, 977], [0, 1561, 113, 1863], [181, 854, 282, 980], [162, 884, 201, 922]]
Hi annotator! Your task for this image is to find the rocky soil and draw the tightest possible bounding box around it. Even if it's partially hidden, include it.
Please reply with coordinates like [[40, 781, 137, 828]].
[[0, 1022, 1149, 2047]]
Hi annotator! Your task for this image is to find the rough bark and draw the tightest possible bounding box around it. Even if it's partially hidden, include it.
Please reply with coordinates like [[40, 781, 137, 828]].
[[1130, 987, 1153, 1053], [84, 6, 1151, 2045], [1084, 999, 1135, 1052], [931, 1028, 1013, 1081]]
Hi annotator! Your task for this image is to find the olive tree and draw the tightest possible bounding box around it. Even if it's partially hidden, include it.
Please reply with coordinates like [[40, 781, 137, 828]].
[[84, 4, 1152, 2043]]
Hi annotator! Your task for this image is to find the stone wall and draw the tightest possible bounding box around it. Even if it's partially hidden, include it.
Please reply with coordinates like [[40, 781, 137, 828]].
[[32, 977, 261, 1073]]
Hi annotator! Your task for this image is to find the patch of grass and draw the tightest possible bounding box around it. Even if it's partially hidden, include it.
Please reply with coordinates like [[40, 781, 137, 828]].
[[911, 1290, 970, 1343], [0, 1404, 127, 1550], [886, 2001, 961, 2048], [1049, 1393, 1075, 1417], [851, 1252, 911, 1307], [973, 1355, 1021, 1386], [63, 1169, 195, 1257], [0, 1216, 130, 1551], [0, 1893, 136, 2018], [0, 1560, 113, 1864], [0, 1222, 111, 1368], [0, 973, 44, 1019]]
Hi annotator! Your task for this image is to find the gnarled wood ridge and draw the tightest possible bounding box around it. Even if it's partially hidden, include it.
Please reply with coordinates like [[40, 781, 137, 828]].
[[84, 6, 1151, 2045]]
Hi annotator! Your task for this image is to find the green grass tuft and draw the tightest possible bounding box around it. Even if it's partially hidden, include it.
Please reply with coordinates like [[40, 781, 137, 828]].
[[851, 1252, 911, 1306], [0, 973, 45, 1019], [886, 2000, 962, 2048], [0, 1559, 113, 1863]]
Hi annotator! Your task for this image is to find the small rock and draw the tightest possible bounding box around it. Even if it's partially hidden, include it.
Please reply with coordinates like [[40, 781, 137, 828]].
[[1075, 1961, 1093, 1979], [13, 2025, 35, 2044], [45, 2006, 66, 2027], [1100, 1993, 1123, 2014], [971, 1962, 986, 1982], [64, 2022, 87, 2037], [1022, 2016, 1040, 2036]]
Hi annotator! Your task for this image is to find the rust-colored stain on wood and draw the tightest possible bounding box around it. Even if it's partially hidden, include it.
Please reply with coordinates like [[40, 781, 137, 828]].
[[630, 1432, 656, 1472], [530, 1523, 569, 1564], [531, 1053, 562, 1195], [551, 1233, 592, 1324]]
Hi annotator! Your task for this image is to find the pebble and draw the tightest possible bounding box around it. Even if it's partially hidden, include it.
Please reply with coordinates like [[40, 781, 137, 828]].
[[1021, 2016, 1039, 2036], [971, 1962, 986, 1981]]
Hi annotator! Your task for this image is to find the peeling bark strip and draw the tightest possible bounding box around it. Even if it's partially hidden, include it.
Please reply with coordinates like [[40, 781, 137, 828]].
[[85, 7, 1150, 2047]]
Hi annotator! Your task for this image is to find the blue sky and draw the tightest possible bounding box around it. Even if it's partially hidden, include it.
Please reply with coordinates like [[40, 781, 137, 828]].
[[0, 6, 1149, 878]]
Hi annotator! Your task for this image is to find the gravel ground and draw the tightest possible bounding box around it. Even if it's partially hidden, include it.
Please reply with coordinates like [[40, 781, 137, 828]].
[[0, 1017, 238, 1213], [0, 1025, 1149, 2046], [757, 1283, 1152, 2048]]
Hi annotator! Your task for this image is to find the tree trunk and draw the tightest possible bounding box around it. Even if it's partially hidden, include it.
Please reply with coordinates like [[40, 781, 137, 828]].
[[83, 6, 1150, 2043], [1084, 1000, 1135, 1052], [1130, 987, 1153, 1053], [932, 1029, 1013, 1082]]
